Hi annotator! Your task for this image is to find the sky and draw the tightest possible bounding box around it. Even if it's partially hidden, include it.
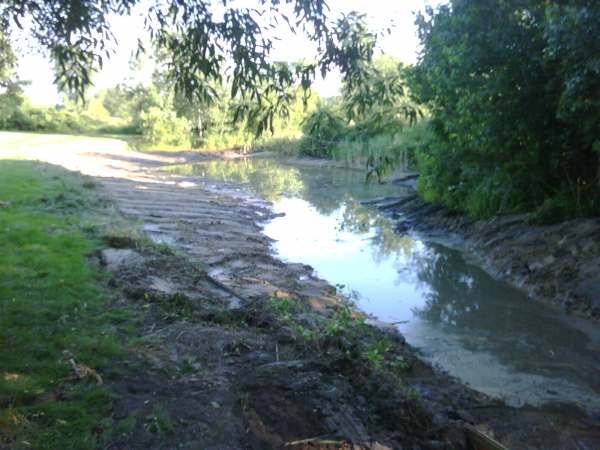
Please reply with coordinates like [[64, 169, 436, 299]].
[[14, 0, 445, 105]]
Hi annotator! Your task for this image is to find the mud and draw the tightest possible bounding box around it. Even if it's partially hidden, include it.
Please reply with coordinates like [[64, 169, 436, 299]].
[[97, 236, 600, 450], [3, 136, 600, 449]]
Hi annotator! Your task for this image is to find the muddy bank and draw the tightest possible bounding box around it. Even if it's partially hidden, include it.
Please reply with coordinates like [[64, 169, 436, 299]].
[[98, 233, 600, 450], [94, 164, 599, 449], [362, 191, 600, 323], [4, 135, 599, 449]]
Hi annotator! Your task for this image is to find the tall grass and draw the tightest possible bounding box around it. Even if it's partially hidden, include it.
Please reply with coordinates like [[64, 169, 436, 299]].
[[329, 120, 431, 169]]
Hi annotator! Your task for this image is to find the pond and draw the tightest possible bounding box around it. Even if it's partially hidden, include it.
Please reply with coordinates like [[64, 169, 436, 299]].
[[167, 156, 600, 411]]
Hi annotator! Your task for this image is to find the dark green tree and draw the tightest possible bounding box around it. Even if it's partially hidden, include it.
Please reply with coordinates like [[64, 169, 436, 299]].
[[544, 1, 600, 187], [410, 0, 600, 220]]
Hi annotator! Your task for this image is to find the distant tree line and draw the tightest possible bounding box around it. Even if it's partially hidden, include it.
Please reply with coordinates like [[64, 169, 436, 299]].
[[1, 0, 599, 222]]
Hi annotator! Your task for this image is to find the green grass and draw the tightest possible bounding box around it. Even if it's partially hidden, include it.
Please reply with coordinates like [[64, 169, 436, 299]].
[[0, 159, 136, 449]]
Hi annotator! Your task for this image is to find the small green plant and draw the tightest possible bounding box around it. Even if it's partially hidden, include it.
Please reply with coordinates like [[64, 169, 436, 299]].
[[179, 359, 195, 375], [406, 388, 420, 398], [144, 403, 175, 438], [362, 339, 391, 368], [160, 292, 192, 318], [326, 303, 367, 340], [390, 356, 408, 371], [267, 295, 316, 341], [114, 410, 141, 434], [268, 295, 294, 320]]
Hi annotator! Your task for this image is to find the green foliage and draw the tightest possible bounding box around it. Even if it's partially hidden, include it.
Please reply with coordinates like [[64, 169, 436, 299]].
[[291, 51, 423, 183], [139, 107, 191, 148], [268, 295, 316, 341], [1, 105, 88, 132], [409, 0, 600, 221], [326, 302, 367, 340], [362, 339, 408, 370], [0, 27, 18, 87], [1, 0, 371, 107], [545, 1, 600, 159], [0, 159, 136, 448], [144, 404, 175, 439], [299, 105, 347, 156]]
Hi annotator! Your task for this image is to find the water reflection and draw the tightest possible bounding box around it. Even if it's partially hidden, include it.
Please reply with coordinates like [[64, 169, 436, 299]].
[[167, 158, 304, 203], [407, 243, 600, 395], [167, 157, 417, 265], [167, 157, 600, 409]]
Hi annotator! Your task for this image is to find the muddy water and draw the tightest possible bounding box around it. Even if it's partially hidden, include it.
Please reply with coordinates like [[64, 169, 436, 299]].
[[168, 157, 600, 412]]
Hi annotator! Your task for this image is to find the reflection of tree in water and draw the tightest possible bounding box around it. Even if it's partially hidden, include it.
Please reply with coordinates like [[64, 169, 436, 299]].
[[169, 157, 416, 264], [167, 159, 305, 202], [370, 224, 415, 265], [409, 243, 588, 347], [338, 202, 416, 264], [296, 168, 403, 216], [410, 244, 481, 328], [411, 244, 600, 388]]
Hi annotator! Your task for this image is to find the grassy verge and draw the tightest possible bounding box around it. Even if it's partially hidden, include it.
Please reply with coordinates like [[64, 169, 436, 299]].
[[0, 159, 137, 449]]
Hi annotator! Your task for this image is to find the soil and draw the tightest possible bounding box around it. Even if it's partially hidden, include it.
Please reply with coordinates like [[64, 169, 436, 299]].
[[5, 141, 600, 449]]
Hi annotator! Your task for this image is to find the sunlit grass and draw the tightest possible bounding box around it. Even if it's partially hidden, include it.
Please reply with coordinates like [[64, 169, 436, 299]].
[[0, 158, 137, 448]]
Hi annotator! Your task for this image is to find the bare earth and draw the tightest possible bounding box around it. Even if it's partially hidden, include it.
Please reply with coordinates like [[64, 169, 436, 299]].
[[3, 134, 600, 449]]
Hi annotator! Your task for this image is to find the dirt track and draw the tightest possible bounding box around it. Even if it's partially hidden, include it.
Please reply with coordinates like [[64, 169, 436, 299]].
[[3, 135, 600, 449]]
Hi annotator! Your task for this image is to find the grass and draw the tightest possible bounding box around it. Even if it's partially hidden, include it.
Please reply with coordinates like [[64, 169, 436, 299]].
[[0, 158, 137, 449]]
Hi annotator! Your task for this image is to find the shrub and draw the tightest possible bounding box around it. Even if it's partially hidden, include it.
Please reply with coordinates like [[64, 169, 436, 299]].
[[138, 107, 192, 148]]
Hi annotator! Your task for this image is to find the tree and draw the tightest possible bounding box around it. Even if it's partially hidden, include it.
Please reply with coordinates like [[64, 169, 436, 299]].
[[0, 27, 32, 129], [409, 0, 600, 220], [0, 0, 372, 105], [0, 27, 17, 87], [544, 1, 600, 187]]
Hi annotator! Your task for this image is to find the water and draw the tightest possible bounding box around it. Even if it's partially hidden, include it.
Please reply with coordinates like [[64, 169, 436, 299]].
[[168, 157, 600, 410]]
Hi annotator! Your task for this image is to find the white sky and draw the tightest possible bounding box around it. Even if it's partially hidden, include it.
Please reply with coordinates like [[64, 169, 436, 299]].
[[15, 0, 445, 105]]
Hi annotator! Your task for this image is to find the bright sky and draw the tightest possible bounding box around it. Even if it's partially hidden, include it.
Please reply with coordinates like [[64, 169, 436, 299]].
[[15, 0, 445, 105]]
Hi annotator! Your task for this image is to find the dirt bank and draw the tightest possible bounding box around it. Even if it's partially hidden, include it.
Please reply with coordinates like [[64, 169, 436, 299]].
[[3, 135, 599, 449], [362, 191, 600, 323]]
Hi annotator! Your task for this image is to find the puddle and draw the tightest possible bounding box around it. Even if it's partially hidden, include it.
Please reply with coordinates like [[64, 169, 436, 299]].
[[167, 157, 600, 411]]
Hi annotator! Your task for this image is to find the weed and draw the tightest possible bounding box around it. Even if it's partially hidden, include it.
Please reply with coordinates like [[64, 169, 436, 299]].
[[114, 410, 141, 435], [325, 303, 367, 340], [159, 292, 193, 319], [406, 388, 420, 398], [151, 241, 184, 257], [267, 295, 316, 341], [179, 359, 196, 375], [362, 339, 390, 369], [144, 403, 175, 438], [390, 356, 409, 371]]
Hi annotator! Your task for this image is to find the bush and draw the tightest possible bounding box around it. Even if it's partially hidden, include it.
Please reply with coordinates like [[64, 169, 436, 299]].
[[138, 107, 192, 148], [0, 106, 87, 132]]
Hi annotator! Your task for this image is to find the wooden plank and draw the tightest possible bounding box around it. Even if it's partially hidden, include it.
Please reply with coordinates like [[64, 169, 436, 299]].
[[465, 424, 510, 450]]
